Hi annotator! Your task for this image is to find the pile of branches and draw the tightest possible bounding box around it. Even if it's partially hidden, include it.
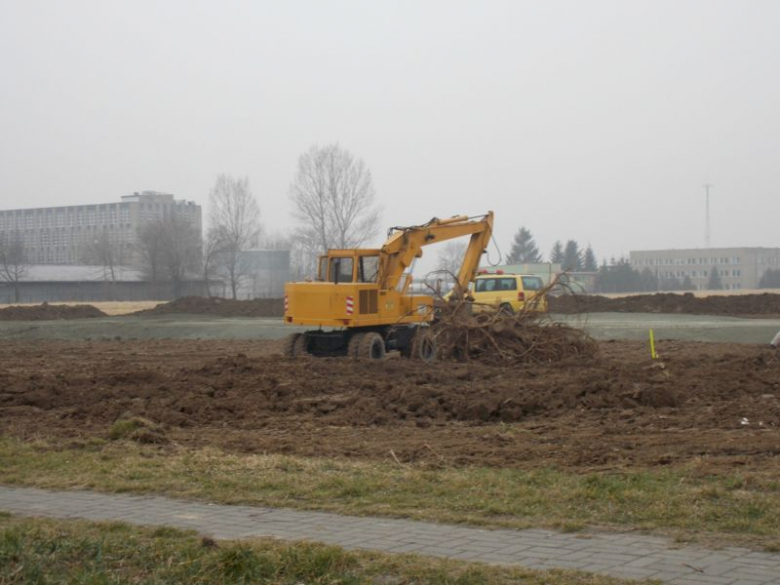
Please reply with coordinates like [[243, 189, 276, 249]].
[[429, 281, 598, 365]]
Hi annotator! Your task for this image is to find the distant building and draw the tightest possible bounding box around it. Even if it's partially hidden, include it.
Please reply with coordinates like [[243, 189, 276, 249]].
[[0, 191, 201, 266], [0, 264, 208, 304], [630, 247, 780, 290]]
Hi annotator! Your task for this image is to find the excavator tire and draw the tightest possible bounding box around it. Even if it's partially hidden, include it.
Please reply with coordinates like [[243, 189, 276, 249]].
[[282, 333, 310, 357], [410, 329, 437, 362], [357, 332, 386, 360], [347, 332, 365, 358]]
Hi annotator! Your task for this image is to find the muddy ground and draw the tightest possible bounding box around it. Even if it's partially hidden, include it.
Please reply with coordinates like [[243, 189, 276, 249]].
[[2, 292, 780, 321], [0, 303, 107, 321], [549, 292, 780, 318], [1, 339, 778, 474], [135, 296, 284, 318]]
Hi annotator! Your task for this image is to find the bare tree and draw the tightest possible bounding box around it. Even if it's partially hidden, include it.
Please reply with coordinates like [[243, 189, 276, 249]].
[[289, 144, 381, 258], [136, 221, 166, 282], [209, 174, 262, 299], [159, 214, 201, 298], [0, 236, 28, 303], [436, 242, 467, 277], [202, 227, 226, 297], [136, 215, 201, 297], [82, 230, 125, 283]]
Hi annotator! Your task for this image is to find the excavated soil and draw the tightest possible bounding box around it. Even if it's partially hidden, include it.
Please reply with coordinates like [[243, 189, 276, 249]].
[[0, 303, 106, 321], [135, 292, 780, 319], [1, 339, 779, 473], [550, 292, 780, 318], [134, 296, 283, 318]]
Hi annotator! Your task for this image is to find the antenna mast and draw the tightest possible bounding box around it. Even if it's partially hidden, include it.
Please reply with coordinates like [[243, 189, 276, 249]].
[[704, 184, 712, 248]]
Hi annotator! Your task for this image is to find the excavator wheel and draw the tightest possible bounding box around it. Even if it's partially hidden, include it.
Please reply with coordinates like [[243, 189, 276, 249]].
[[282, 333, 310, 357], [347, 332, 365, 357], [410, 329, 437, 362], [357, 332, 386, 360]]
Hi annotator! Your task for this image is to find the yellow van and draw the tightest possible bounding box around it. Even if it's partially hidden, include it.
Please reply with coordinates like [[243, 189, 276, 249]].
[[469, 272, 547, 314]]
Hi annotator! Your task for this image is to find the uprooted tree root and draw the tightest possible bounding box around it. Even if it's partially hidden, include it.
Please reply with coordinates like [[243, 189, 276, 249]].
[[426, 272, 599, 367], [431, 304, 598, 365]]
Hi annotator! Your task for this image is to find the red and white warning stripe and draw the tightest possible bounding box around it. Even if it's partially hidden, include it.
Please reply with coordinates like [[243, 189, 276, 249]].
[[345, 296, 354, 315], [284, 295, 289, 313]]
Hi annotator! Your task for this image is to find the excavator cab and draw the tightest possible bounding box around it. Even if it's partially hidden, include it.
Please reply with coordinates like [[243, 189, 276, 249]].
[[317, 253, 380, 284]]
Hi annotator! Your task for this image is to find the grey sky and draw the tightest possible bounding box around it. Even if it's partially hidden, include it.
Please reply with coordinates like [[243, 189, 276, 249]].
[[1, 0, 778, 263]]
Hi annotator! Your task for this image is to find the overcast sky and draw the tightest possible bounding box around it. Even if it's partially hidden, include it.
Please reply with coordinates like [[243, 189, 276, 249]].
[[1, 0, 778, 263]]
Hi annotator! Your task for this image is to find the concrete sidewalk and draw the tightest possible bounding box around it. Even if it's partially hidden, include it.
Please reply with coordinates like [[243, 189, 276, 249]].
[[0, 486, 778, 584]]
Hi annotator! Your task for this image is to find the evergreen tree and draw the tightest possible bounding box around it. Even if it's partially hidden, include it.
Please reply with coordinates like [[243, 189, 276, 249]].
[[550, 241, 564, 264], [639, 267, 658, 292], [562, 240, 583, 271], [681, 275, 695, 291], [594, 257, 643, 293], [506, 227, 542, 264], [583, 245, 598, 272], [707, 267, 723, 290]]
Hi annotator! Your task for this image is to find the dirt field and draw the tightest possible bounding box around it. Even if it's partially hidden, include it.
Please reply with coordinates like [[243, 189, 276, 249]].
[[0, 303, 107, 321], [4, 292, 780, 322], [0, 301, 161, 316], [549, 292, 780, 318], [1, 338, 778, 474]]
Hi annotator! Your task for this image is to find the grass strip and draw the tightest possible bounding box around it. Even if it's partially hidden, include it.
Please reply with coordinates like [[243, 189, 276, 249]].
[[1, 437, 779, 546], [0, 514, 636, 584]]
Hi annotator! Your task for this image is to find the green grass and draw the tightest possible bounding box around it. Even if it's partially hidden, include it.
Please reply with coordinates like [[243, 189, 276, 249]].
[[1, 437, 779, 546], [0, 515, 636, 584]]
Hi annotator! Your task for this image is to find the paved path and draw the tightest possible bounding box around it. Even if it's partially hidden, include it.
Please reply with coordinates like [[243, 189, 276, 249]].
[[0, 486, 778, 584]]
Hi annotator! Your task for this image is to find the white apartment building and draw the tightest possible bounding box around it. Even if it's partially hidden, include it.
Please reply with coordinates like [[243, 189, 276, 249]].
[[630, 247, 780, 290], [0, 191, 201, 266]]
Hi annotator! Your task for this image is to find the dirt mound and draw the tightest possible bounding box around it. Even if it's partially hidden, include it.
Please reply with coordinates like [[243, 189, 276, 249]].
[[0, 303, 106, 321], [549, 292, 780, 317], [135, 296, 283, 318], [1, 338, 779, 471]]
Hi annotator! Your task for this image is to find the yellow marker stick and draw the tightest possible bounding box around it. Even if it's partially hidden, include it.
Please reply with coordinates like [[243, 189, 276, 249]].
[[649, 328, 658, 359]]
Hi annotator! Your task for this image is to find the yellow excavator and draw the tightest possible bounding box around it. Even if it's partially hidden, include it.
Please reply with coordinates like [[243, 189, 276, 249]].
[[282, 211, 494, 359]]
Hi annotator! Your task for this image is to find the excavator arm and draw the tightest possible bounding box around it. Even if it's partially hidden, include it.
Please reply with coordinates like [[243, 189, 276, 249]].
[[378, 211, 494, 296]]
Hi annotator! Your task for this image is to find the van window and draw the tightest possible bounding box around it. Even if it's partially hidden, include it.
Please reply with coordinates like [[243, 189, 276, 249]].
[[498, 278, 517, 291], [521, 276, 544, 291], [329, 257, 354, 283], [475, 278, 498, 292]]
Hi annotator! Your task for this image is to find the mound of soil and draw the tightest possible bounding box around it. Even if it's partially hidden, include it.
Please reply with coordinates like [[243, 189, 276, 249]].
[[135, 296, 283, 318], [1, 338, 779, 472], [549, 292, 780, 317], [0, 303, 106, 321]]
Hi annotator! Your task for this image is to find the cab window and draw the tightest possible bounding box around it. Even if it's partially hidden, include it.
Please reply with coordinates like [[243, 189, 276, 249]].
[[521, 276, 544, 291], [317, 257, 328, 281], [329, 257, 354, 283], [358, 255, 379, 283]]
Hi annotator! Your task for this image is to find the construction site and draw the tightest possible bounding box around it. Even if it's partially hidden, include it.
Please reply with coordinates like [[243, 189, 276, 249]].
[[1, 293, 778, 474], [2, 213, 780, 583]]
